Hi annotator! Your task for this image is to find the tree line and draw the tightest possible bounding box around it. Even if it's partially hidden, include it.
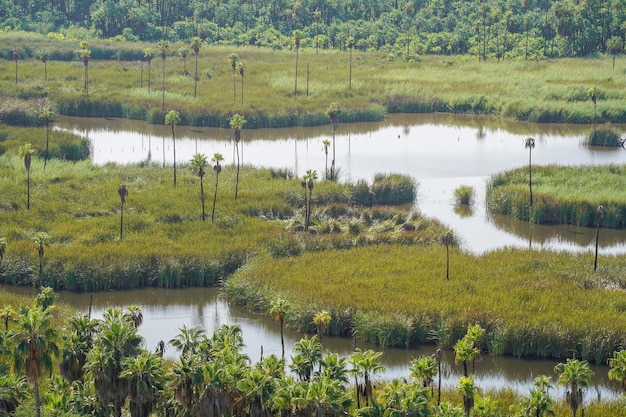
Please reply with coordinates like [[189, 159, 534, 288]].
[[1, 0, 625, 59]]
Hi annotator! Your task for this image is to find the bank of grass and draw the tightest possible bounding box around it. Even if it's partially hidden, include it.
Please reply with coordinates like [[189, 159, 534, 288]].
[[0, 124, 89, 160], [487, 164, 626, 227], [1, 32, 626, 127], [225, 244, 626, 364]]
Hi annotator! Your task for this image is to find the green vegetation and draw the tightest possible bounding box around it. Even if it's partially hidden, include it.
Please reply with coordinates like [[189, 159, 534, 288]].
[[487, 165, 626, 228], [453, 185, 475, 205], [583, 127, 624, 147]]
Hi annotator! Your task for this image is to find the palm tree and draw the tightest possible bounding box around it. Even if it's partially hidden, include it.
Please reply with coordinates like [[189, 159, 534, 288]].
[[158, 41, 169, 110], [125, 305, 143, 329], [302, 169, 317, 231], [594, 205, 604, 271], [33, 232, 50, 283], [606, 36, 623, 70], [312, 310, 331, 343], [440, 231, 454, 280], [78, 41, 91, 95], [325, 103, 341, 180], [409, 355, 438, 396], [238, 60, 246, 106], [457, 375, 477, 417], [179, 46, 188, 75], [0, 236, 6, 266], [0, 373, 29, 415], [120, 351, 167, 417], [228, 53, 239, 104], [346, 36, 355, 90], [190, 37, 202, 98], [117, 184, 129, 241], [293, 30, 304, 96], [454, 337, 479, 377], [39, 107, 55, 172], [554, 358, 594, 417], [588, 87, 598, 142], [211, 152, 224, 222], [59, 314, 97, 383], [38, 49, 50, 82], [18, 143, 35, 210], [269, 298, 290, 358], [0, 305, 15, 331], [322, 139, 330, 179], [290, 336, 322, 381], [524, 137, 536, 207], [171, 354, 203, 413], [144, 48, 154, 93], [169, 324, 206, 358], [13, 306, 59, 417], [165, 110, 181, 187], [350, 348, 384, 407], [229, 113, 246, 200], [608, 349, 626, 392], [190, 154, 209, 221], [11, 48, 20, 84]]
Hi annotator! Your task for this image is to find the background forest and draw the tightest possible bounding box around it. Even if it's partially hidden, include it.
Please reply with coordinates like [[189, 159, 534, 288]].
[[1, 0, 625, 60]]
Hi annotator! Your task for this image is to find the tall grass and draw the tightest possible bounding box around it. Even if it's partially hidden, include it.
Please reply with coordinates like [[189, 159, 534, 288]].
[[487, 165, 626, 228], [2, 33, 626, 127], [224, 244, 626, 363]]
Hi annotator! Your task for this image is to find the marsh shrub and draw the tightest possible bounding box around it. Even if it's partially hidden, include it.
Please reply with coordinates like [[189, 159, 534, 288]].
[[370, 173, 416, 205], [584, 127, 623, 147], [454, 185, 475, 205]]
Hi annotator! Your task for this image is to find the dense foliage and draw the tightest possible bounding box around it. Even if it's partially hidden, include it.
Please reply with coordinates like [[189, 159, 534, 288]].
[[1, 0, 625, 59]]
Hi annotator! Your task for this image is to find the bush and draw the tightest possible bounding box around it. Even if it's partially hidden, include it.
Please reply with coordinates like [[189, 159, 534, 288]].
[[370, 173, 417, 205], [454, 185, 475, 205], [583, 127, 624, 147]]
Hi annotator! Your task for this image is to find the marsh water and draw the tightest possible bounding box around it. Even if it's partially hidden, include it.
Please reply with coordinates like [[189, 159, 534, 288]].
[[41, 114, 626, 397]]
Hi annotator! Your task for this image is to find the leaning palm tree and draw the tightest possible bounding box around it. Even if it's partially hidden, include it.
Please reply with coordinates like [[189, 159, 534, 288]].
[[144, 48, 154, 93], [165, 110, 181, 187], [554, 358, 593, 417], [228, 53, 239, 104], [33, 232, 50, 283], [229, 113, 247, 200], [190, 37, 202, 98], [211, 152, 224, 222], [39, 107, 55, 171], [158, 41, 169, 110], [78, 41, 91, 95], [524, 137, 536, 207], [293, 30, 304, 96], [588, 87, 598, 141], [18, 143, 35, 210], [13, 306, 59, 417], [118, 184, 128, 241], [325, 103, 341, 180], [190, 154, 209, 221], [38, 49, 50, 82], [269, 298, 290, 358]]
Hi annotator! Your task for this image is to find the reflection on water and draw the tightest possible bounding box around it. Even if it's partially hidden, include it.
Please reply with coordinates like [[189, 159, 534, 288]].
[[56, 114, 626, 254], [6, 286, 619, 400]]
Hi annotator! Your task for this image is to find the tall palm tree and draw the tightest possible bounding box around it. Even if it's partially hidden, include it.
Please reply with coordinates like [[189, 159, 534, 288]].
[[18, 143, 35, 210], [228, 53, 239, 104], [606, 36, 623, 70], [457, 375, 477, 417], [11, 48, 20, 84], [293, 30, 304, 96], [171, 354, 203, 413], [144, 48, 154, 93], [13, 306, 59, 417], [238, 60, 246, 107], [211, 152, 224, 222], [190, 37, 202, 98], [33, 232, 50, 283], [350, 348, 384, 407], [346, 36, 355, 90], [158, 41, 169, 111], [325, 103, 341, 180], [169, 324, 206, 358], [321, 139, 331, 179], [117, 184, 128, 241], [39, 107, 55, 172], [440, 231, 454, 280], [269, 298, 290, 358], [229, 113, 246, 200], [178, 46, 188, 75], [165, 110, 181, 187], [190, 154, 209, 221], [78, 41, 91, 95], [302, 169, 317, 231], [59, 314, 97, 383], [120, 351, 167, 417], [524, 137, 536, 207], [594, 205, 604, 271], [312, 310, 331, 343], [588, 87, 598, 141], [608, 349, 626, 393], [38, 49, 50, 82], [554, 358, 594, 417]]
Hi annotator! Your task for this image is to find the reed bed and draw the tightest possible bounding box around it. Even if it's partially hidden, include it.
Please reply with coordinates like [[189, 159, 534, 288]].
[[2, 33, 626, 128], [224, 245, 626, 363], [0, 125, 88, 160], [487, 165, 626, 228]]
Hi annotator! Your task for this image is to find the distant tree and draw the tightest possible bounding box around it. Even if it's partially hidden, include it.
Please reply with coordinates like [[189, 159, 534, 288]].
[[322, 139, 330, 179], [238, 60, 246, 106], [179, 46, 188, 75], [158, 41, 169, 110], [165, 110, 181, 187], [312, 310, 331, 342], [190, 154, 209, 221], [78, 41, 91, 95], [458, 375, 477, 417], [118, 184, 128, 241], [594, 205, 604, 271], [325, 103, 341, 180], [588, 87, 598, 140], [18, 143, 35, 210], [190, 37, 202, 98], [38, 49, 50, 82], [302, 169, 317, 231], [39, 107, 55, 172], [33, 232, 50, 283], [293, 30, 304, 96], [269, 298, 290, 358], [229, 113, 246, 199], [211, 152, 224, 222], [524, 137, 536, 207], [346, 36, 355, 90], [11, 48, 20, 84], [606, 36, 623, 70], [554, 358, 593, 417], [228, 53, 239, 104], [144, 48, 154, 93]]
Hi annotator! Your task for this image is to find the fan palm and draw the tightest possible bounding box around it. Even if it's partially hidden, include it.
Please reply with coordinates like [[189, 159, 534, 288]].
[[165, 110, 181, 187], [229, 114, 247, 200], [78, 41, 90, 94], [554, 358, 593, 417], [409, 355, 438, 395], [169, 324, 206, 358], [33, 232, 50, 283], [144, 48, 154, 93], [190, 154, 209, 221], [38, 49, 49, 82], [457, 375, 477, 417], [18, 143, 35, 210], [228, 53, 239, 104], [118, 184, 128, 241], [211, 152, 224, 222], [325, 103, 341, 180], [120, 351, 167, 417], [269, 298, 290, 358], [158, 41, 169, 110], [39, 107, 55, 172], [190, 37, 202, 97], [312, 310, 331, 343], [524, 137, 536, 207]]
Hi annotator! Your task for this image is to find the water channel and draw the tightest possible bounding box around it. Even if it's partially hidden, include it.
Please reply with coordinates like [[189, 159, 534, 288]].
[[35, 113, 626, 399]]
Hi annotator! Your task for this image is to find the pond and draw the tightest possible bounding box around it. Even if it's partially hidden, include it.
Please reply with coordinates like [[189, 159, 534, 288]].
[[43, 113, 626, 399]]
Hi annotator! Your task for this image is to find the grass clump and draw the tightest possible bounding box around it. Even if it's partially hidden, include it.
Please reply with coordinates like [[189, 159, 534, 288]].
[[583, 127, 624, 147], [454, 185, 475, 205]]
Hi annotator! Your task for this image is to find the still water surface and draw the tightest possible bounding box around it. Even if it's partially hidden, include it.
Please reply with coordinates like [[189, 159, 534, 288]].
[[47, 114, 626, 399]]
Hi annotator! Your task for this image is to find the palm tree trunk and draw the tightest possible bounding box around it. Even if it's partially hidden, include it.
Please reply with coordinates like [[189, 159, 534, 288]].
[[212, 173, 219, 222], [27, 169, 31, 210], [44, 123, 49, 171], [172, 125, 177, 187], [200, 178, 205, 221], [194, 54, 198, 98], [120, 202, 124, 241], [35, 379, 41, 417], [280, 319, 285, 358], [235, 143, 240, 200]]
